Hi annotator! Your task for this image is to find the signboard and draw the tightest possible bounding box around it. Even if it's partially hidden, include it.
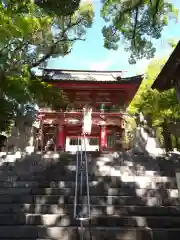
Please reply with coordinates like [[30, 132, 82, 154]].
[[82, 108, 92, 135]]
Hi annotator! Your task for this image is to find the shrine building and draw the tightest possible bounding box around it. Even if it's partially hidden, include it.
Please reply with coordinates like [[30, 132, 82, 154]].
[[37, 69, 143, 152], [152, 40, 180, 93]]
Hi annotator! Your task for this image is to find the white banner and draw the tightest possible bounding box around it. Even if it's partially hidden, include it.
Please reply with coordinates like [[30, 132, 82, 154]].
[[82, 108, 92, 135]]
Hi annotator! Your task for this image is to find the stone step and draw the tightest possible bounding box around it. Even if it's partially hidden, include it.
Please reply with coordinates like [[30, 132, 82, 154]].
[[3, 154, 180, 167], [0, 213, 180, 228], [65, 164, 161, 176], [0, 170, 178, 181], [0, 226, 180, 239], [5, 157, 180, 167], [0, 177, 178, 191], [123, 158, 180, 177], [0, 187, 178, 198], [52, 157, 165, 164], [1, 166, 177, 179], [0, 194, 178, 206], [120, 162, 160, 174], [0, 166, 161, 178], [0, 178, 177, 189], [2, 203, 180, 216], [37, 159, 162, 169], [0, 180, 140, 188], [2, 157, 180, 177], [2, 151, 180, 161]]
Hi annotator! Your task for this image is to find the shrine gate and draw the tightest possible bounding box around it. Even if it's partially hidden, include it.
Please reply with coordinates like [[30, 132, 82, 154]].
[[37, 69, 143, 152]]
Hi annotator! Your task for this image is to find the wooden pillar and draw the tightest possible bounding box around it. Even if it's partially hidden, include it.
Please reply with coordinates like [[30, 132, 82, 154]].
[[162, 119, 172, 153], [56, 125, 65, 150], [100, 125, 107, 151]]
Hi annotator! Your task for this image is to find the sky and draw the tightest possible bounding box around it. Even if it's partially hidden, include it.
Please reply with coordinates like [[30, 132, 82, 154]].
[[47, 0, 180, 77]]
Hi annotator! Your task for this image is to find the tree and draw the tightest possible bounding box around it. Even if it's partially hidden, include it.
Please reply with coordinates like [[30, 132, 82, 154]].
[[101, 0, 179, 64], [34, 0, 81, 16], [3, 0, 81, 16], [128, 42, 180, 148], [129, 57, 180, 123], [129, 39, 179, 122], [0, 1, 94, 132]]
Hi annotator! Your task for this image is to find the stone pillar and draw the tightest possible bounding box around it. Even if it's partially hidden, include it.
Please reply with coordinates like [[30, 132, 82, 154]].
[[100, 125, 107, 151], [56, 125, 65, 150]]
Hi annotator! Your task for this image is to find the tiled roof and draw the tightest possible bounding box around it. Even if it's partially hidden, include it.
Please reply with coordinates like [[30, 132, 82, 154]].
[[41, 69, 143, 83], [152, 41, 180, 91]]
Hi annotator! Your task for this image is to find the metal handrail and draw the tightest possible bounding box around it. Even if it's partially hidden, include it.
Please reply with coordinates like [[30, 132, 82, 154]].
[[73, 134, 91, 221], [83, 134, 91, 220], [73, 137, 80, 218]]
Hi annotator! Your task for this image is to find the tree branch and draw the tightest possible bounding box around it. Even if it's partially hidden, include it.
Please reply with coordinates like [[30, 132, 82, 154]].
[[0, 45, 9, 56], [0, 39, 20, 57], [5, 40, 28, 73], [149, 0, 153, 6], [115, 0, 142, 31], [30, 19, 84, 69], [31, 37, 84, 68], [132, 7, 139, 47], [152, 0, 160, 27]]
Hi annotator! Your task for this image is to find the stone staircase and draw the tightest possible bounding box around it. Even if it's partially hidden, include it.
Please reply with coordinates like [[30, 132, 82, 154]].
[[0, 151, 180, 239]]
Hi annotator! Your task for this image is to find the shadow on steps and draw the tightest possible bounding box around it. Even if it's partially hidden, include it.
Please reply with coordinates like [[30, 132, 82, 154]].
[[0, 151, 179, 239]]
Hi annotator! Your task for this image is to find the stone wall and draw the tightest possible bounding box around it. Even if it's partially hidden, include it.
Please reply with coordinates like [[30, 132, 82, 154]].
[[3, 118, 37, 153], [131, 113, 164, 156]]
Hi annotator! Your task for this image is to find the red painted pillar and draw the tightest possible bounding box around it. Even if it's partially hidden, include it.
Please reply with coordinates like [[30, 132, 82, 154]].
[[100, 126, 107, 151], [56, 125, 65, 150], [40, 119, 44, 152]]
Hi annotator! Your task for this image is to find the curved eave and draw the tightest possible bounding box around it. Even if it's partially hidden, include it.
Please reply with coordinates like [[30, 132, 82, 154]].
[[152, 41, 180, 91], [42, 75, 143, 108], [40, 68, 123, 74], [42, 75, 143, 86]]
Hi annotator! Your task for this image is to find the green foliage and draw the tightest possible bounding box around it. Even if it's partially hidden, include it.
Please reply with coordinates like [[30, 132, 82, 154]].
[[0, 0, 94, 132], [101, 0, 179, 64], [167, 38, 178, 49], [34, 0, 81, 16], [129, 47, 180, 148], [2, 0, 81, 16], [124, 115, 136, 147], [129, 57, 180, 127]]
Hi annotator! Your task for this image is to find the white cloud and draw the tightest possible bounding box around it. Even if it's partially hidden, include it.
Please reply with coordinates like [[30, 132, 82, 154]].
[[88, 50, 122, 71], [89, 59, 113, 70], [130, 59, 151, 76]]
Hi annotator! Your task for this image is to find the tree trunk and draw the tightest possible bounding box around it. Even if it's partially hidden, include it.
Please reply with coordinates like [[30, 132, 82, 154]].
[[162, 120, 173, 153]]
